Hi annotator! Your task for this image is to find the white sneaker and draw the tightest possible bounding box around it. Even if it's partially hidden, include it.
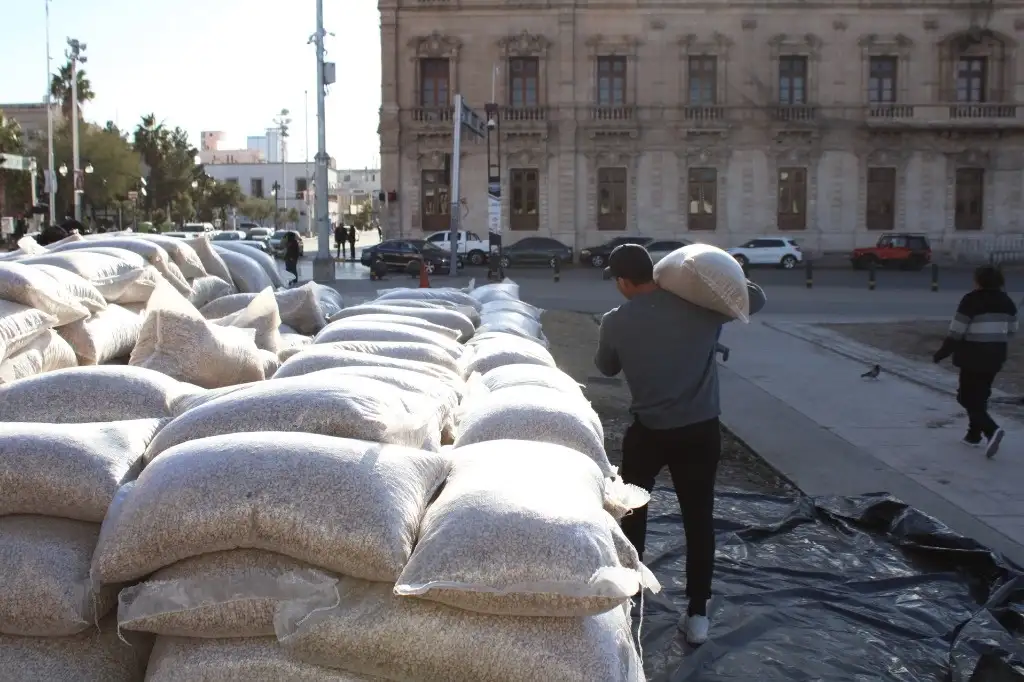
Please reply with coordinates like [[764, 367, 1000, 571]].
[[679, 613, 710, 645], [985, 428, 1005, 459]]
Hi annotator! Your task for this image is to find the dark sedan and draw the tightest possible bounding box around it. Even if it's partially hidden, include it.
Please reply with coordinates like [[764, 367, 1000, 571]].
[[496, 237, 573, 269], [361, 239, 464, 275], [579, 236, 653, 268]]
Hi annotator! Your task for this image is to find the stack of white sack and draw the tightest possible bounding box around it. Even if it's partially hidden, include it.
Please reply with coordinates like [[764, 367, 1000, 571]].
[[213, 242, 287, 290], [187, 275, 236, 310], [130, 280, 279, 387], [183, 235, 234, 285], [0, 365, 204, 422], [273, 440, 654, 682], [326, 302, 477, 342], [93, 432, 448, 681], [312, 317, 464, 363], [211, 246, 279, 293], [199, 282, 343, 335], [127, 233, 209, 280], [0, 418, 164, 680], [458, 330, 556, 378], [43, 237, 193, 297], [19, 249, 162, 306], [653, 242, 751, 321]]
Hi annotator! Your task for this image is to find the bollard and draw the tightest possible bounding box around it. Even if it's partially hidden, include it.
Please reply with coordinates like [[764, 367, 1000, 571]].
[[552, 257, 561, 283], [931, 263, 939, 292], [868, 259, 877, 290], [805, 259, 813, 289]]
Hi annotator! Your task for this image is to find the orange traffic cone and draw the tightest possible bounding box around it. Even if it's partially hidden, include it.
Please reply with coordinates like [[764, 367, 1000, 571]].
[[418, 259, 431, 288]]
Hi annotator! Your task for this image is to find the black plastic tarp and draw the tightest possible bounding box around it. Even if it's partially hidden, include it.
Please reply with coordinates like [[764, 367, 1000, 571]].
[[638, 486, 1024, 681]]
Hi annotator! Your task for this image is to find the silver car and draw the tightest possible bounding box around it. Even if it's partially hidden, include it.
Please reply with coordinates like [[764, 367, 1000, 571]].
[[645, 239, 693, 264]]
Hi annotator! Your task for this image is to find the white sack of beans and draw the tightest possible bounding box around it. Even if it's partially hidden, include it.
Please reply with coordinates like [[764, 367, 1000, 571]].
[[209, 287, 283, 353], [212, 247, 273, 293], [317, 313, 460, 341], [187, 275, 236, 309], [0, 365, 199, 422], [478, 363, 585, 398], [0, 329, 76, 384], [294, 339, 460, 373], [273, 347, 462, 392], [365, 297, 481, 326], [91, 432, 450, 584], [184, 235, 234, 285], [0, 418, 164, 522], [328, 303, 475, 341], [457, 332, 555, 378], [47, 238, 192, 296], [21, 251, 161, 305], [654, 242, 751, 322], [480, 297, 543, 320], [143, 373, 443, 461], [454, 384, 612, 476], [0, 516, 117, 636], [200, 283, 340, 335], [395, 439, 658, 617], [313, 320, 463, 361], [56, 303, 143, 365], [374, 285, 482, 312], [30, 263, 108, 313], [0, 299, 57, 361], [0, 261, 90, 325], [274, 577, 644, 682], [130, 280, 267, 388], [477, 309, 547, 344], [468, 279, 520, 304], [213, 241, 287, 289], [132, 233, 208, 279]]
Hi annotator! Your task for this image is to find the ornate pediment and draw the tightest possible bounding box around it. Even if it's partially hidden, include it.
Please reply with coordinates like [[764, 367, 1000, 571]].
[[678, 32, 733, 55], [866, 147, 910, 165], [676, 145, 730, 166], [947, 148, 993, 166], [408, 31, 462, 59], [857, 33, 914, 53], [497, 30, 551, 57], [584, 34, 642, 58], [768, 33, 822, 59]]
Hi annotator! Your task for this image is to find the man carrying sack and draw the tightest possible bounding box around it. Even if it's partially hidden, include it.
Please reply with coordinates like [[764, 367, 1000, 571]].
[[594, 243, 765, 645]]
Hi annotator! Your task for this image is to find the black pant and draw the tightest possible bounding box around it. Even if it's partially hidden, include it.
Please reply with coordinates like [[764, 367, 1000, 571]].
[[335, 242, 342, 259], [285, 258, 298, 282], [958, 369, 999, 438], [349, 240, 356, 260], [620, 416, 721, 606]]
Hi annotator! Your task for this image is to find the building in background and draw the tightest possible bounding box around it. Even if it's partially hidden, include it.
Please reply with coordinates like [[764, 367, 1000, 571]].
[[336, 168, 382, 216], [200, 131, 225, 151], [247, 129, 282, 164], [0, 102, 62, 143], [204, 160, 343, 231], [379, 1, 1024, 255], [198, 130, 265, 164]]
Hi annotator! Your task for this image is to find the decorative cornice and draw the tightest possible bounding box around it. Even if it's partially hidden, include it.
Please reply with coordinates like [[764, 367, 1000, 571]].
[[678, 32, 734, 55], [768, 33, 823, 57], [407, 31, 462, 59], [497, 30, 551, 57], [857, 33, 914, 51], [583, 34, 643, 57], [947, 148, 992, 166]]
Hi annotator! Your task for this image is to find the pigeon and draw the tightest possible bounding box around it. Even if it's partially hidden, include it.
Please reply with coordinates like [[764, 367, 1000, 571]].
[[861, 364, 882, 379]]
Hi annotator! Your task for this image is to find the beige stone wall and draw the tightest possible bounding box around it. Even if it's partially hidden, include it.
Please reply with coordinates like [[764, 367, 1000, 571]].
[[379, 0, 1024, 252]]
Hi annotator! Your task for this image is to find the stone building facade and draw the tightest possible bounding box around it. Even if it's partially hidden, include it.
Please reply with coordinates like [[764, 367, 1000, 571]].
[[378, 0, 1024, 254]]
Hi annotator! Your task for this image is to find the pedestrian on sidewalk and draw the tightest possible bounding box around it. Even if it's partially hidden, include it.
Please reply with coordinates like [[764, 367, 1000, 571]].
[[347, 225, 357, 261], [284, 232, 301, 286], [933, 264, 1018, 457], [593, 244, 766, 646], [334, 223, 346, 260]]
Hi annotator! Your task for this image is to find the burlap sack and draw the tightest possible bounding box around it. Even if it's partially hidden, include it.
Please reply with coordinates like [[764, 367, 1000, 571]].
[[653, 242, 751, 321], [375, 286, 482, 312], [143, 372, 443, 461], [274, 577, 644, 682], [454, 385, 612, 476], [21, 251, 160, 304], [292, 340, 459, 373], [214, 242, 287, 289], [313, 321, 463, 361], [48, 238, 192, 296], [0, 418, 164, 522], [366, 298, 480, 326], [56, 303, 143, 365], [318, 313, 460, 341], [213, 247, 274, 293], [273, 347, 462, 390], [0, 616, 151, 681], [0, 299, 58, 360], [479, 363, 585, 397], [0, 516, 117, 635], [0, 261, 90, 325], [188, 275, 236, 309], [185, 235, 234, 284], [458, 333, 555, 378], [0, 329, 77, 384], [468, 280, 520, 304], [327, 304, 475, 341], [144, 635, 379, 681], [209, 288, 283, 353], [32, 263, 108, 313], [396, 440, 657, 617], [0, 365, 200, 422], [130, 280, 267, 388], [133, 233, 208, 278], [91, 432, 451, 583]]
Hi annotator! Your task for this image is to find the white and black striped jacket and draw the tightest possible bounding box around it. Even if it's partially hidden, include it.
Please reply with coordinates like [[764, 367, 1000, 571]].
[[935, 289, 1018, 372]]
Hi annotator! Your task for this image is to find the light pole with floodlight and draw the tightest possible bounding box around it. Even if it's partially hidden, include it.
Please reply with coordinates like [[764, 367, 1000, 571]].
[[58, 161, 92, 221], [65, 38, 87, 222]]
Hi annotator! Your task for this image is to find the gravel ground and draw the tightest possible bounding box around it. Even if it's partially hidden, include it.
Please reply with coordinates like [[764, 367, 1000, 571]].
[[543, 311, 795, 494], [821, 321, 1024, 396]]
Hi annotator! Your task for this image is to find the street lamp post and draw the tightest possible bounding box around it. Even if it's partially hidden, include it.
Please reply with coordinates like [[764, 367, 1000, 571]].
[[310, 0, 337, 282], [66, 38, 87, 223], [58, 161, 92, 222], [44, 0, 56, 225], [484, 103, 502, 281]]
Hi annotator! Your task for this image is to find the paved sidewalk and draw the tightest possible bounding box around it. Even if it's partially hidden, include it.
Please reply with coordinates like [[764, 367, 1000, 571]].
[[719, 320, 1024, 566]]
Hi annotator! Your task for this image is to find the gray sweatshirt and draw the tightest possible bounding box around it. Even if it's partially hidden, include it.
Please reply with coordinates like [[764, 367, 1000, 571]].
[[594, 282, 766, 430]]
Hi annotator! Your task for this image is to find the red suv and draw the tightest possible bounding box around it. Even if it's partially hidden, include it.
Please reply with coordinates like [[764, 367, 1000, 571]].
[[850, 233, 931, 271]]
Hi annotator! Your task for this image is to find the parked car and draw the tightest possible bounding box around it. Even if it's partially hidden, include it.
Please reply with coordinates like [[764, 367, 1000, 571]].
[[850, 233, 931, 271], [579, 236, 653, 268], [727, 237, 803, 269], [425, 230, 490, 266], [212, 230, 246, 242], [269, 230, 304, 258], [181, 222, 215, 233], [497, 237, 573, 269], [361, 239, 463, 275], [645, 239, 693, 264]]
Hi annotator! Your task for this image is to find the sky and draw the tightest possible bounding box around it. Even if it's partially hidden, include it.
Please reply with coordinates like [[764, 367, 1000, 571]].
[[0, 0, 382, 169]]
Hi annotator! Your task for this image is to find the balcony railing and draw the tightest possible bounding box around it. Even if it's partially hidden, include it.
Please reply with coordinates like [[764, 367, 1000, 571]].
[[410, 107, 454, 123], [866, 104, 915, 120], [682, 105, 726, 122], [500, 106, 547, 123], [771, 105, 818, 123], [590, 106, 634, 122], [950, 103, 1017, 119]]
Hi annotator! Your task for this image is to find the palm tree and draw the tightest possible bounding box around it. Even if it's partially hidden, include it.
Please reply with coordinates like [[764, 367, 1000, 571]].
[[50, 61, 95, 120]]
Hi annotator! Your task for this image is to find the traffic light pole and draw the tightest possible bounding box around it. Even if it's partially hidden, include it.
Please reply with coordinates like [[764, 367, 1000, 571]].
[[448, 94, 486, 277]]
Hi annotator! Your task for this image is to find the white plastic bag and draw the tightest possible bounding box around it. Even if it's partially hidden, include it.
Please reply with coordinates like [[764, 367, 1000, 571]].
[[395, 439, 658, 616], [91, 432, 451, 584], [653, 242, 750, 322], [130, 280, 267, 388]]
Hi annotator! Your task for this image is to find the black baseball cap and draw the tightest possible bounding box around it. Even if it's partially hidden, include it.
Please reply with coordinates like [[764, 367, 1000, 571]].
[[604, 243, 654, 283]]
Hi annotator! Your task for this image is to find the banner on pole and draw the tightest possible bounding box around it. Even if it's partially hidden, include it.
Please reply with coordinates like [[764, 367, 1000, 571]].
[[487, 181, 501, 236]]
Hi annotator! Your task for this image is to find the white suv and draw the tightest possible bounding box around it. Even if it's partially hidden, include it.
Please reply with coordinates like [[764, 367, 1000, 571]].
[[425, 230, 490, 266], [728, 237, 803, 269]]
